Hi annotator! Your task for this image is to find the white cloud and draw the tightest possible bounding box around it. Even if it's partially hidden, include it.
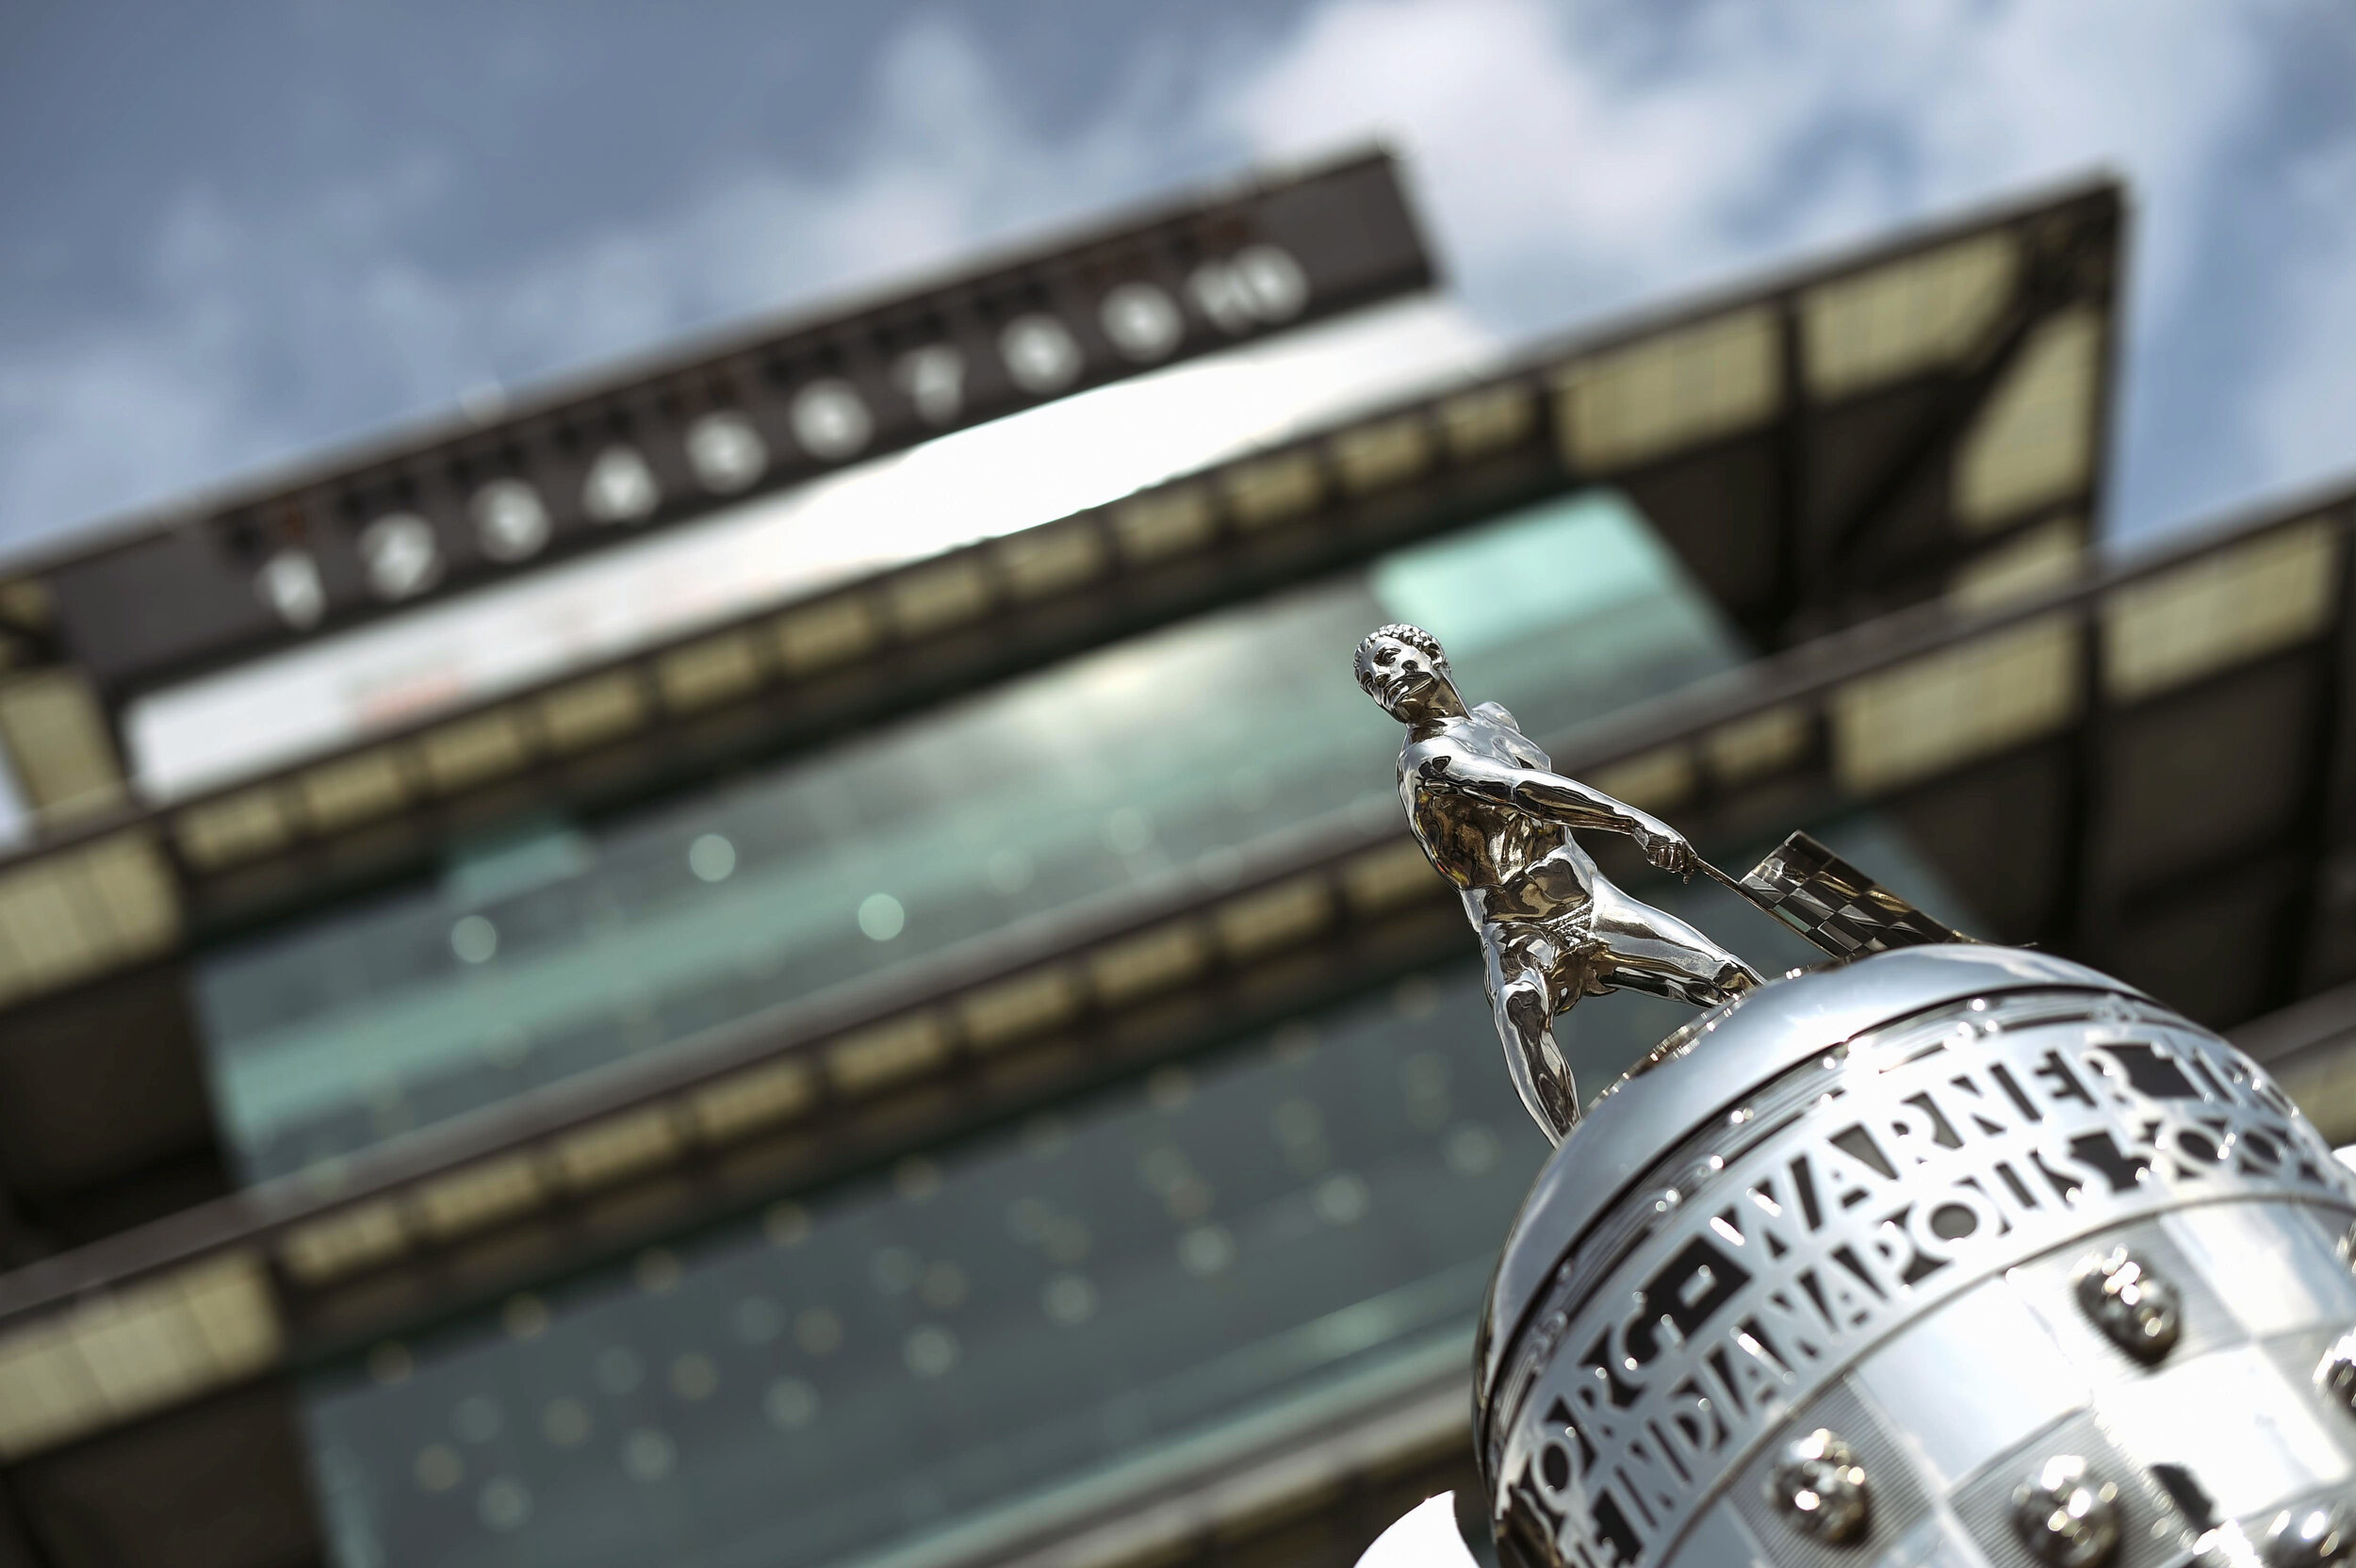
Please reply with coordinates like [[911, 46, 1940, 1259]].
[[1213, 0, 2343, 534], [1, 1, 2348, 552], [0, 18, 1180, 551], [1230, 0, 2266, 295]]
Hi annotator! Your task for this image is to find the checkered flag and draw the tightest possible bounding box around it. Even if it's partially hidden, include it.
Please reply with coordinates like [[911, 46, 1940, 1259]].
[[1729, 831, 1977, 958]]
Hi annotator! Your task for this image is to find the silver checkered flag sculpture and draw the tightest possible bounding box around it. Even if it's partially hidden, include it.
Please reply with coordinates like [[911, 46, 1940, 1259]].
[[1717, 828, 1976, 957], [1354, 623, 2356, 1568]]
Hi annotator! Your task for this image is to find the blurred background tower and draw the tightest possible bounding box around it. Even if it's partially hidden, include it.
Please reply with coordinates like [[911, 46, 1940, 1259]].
[[0, 150, 2347, 1568]]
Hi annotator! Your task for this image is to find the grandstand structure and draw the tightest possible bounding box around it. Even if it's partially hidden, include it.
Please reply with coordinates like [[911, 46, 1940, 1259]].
[[0, 161, 2237, 1568]]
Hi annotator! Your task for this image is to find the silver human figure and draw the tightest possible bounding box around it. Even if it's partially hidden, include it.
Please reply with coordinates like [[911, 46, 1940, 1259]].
[[1353, 624, 1760, 1143]]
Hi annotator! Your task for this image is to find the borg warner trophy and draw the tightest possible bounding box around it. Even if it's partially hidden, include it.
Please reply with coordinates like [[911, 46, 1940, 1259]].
[[1350, 625, 2356, 1568]]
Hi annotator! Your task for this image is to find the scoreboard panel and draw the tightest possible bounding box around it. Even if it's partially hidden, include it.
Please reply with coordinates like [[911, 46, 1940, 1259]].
[[30, 151, 1433, 701]]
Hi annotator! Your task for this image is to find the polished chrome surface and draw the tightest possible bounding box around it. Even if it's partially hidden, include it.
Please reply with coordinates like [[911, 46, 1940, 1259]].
[[2265, 1503, 2356, 1566], [1764, 1429, 1870, 1544], [1733, 827, 1978, 955], [2013, 1455, 2123, 1568], [1350, 622, 2356, 1568], [2317, 1331, 2356, 1414], [2075, 1245, 2184, 1363], [1474, 945, 2356, 1568], [1355, 624, 1758, 1143]]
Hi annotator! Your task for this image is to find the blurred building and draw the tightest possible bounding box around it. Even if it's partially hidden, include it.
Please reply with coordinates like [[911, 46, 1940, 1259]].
[[3, 151, 2344, 1568]]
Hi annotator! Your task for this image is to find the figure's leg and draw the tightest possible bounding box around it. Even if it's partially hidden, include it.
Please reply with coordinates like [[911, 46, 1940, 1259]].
[[1483, 937, 1580, 1145], [1588, 879, 1763, 1007]]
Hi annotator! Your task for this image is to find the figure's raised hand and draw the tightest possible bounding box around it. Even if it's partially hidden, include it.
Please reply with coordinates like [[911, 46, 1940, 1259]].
[[1631, 816, 1696, 880]]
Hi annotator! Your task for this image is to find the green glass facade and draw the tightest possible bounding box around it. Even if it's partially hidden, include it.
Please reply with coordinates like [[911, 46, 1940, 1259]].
[[196, 491, 1738, 1184], [191, 482, 1970, 1568], [296, 809, 1955, 1568]]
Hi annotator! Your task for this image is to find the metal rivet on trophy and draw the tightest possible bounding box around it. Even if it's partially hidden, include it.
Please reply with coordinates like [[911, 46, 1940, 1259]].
[[2315, 1330, 2356, 1415], [2071, 1245, 2181, 1364], [2265, 1504, 2356, 1567], [1764, 1429, 1871, 1545], [2010, 1456, 2121, 1568]]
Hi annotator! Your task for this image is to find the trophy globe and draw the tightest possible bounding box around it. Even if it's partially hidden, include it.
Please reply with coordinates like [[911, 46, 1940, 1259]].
[[1352, 625, 2356, 1568]]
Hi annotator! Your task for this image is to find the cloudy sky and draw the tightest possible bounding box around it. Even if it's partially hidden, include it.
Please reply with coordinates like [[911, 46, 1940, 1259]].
[[1, 0, 2349, 558]]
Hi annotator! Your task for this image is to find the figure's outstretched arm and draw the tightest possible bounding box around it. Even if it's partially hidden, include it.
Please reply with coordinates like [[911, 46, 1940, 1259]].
[[1416, 752, 1622, 825], [1415, 752, 1697, 877]]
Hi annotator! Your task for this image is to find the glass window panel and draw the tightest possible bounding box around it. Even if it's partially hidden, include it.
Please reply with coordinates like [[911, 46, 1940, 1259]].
[[298, 811, 1967, 1568], [195, 490, 1742, 1181], [303, 964, 1545, 1568]]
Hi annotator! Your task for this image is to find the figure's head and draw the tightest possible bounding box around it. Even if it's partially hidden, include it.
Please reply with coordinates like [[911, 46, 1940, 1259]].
[[1354, 623, 1462, 724]]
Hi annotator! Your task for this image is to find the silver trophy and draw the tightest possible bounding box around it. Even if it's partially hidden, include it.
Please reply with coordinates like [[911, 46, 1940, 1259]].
[[1352, 625, 2356, 1568]]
